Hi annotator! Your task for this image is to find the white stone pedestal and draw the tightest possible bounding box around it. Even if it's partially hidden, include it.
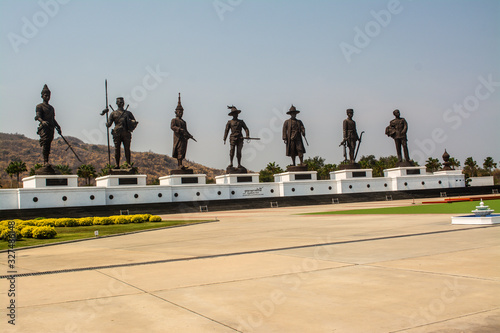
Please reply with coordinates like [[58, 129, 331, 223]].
[[274, 171, 317, 182], [22, 175, 79, 188], [159, 174, 206, 186], [215, 173, 260, 184], [384, 166, 426, 177], [95, 175, 147, 187], [451, 214, 500, 224], [330, 169, 372, 180]]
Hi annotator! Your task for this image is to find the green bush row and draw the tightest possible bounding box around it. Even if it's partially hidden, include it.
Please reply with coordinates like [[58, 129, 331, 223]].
[[0, 225, 57, 240], [0, 214, 162, 228]]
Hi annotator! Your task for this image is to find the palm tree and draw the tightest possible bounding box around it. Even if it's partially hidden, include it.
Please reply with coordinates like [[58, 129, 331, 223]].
[[54, 164, 72, 175], [259, 162, 284, 182], [5, 160, 27, 187], [463, 157, 479, 178], [425, 157, 442, 172], [483, 157, 497, 173], [77, 164, 97, 185], [304, 156, 325, 171], [448, 157, 460, 169]]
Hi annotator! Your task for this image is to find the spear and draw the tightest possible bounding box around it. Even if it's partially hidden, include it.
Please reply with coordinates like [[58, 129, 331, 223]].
[[100, 79, 111, 165]]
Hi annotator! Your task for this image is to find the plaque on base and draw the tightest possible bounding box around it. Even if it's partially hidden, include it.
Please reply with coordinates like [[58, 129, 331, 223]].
[[215, 173, 259, 184], [22, 175, 79, 188], [159, 174, 207, 186], [95, 175, 147, 187], [383, 166, 426, 178], [330, 169, 372, 180], [274, 171, 317, 182]]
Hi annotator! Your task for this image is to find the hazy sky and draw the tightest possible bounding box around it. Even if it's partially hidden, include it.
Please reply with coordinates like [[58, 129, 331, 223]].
[[1, 0, 499, 171]]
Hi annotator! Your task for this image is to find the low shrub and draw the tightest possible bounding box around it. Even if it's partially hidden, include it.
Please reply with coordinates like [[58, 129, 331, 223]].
[[54, 218, 78, 227], [21, 226, 37, 238], [93, 217, 113, 225], [78, 217, 94, 226], [35, 219, 56, 227], [32, 226, 57, 239], [112, 215, 129, 224], [131, 215, 146, 223], [0, 227, 23, 241], [149, 215, 162, 222]]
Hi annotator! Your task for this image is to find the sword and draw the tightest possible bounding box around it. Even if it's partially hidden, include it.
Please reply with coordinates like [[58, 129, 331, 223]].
[[303, 135, 309, 146], [354, 131, 365, 161], [339, 140, 347, 162], [245, 137, 261, 143], [59, 133, 83, 163]]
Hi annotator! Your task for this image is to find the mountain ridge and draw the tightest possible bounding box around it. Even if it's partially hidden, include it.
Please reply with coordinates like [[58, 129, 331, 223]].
[[0, 132, 224, 187]]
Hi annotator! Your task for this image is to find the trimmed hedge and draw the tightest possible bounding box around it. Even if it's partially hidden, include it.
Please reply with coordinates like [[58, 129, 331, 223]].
[[0, 214, 163, 241], [32, 226, 57, 239]]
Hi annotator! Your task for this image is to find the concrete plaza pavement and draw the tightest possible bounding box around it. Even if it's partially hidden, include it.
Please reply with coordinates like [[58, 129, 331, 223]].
[[1, 198, 499, 332]]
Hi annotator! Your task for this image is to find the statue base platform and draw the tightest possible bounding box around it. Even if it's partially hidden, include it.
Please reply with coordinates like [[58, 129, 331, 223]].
[[170, 168, 194, 175], [159, 174, 206, 186], [35, 165, 59, 175], [22, 175, 79, 188], [338, 163, 361, 170], [330, 169, 372, 180], [226, 166, 248, 174], [384, 166, 426, 177], [395, 161, 415, 167], [109, 168, 138, 175], [95, 175, 147, 187], [286, 165, 308, 172], [274, 171, 318, 182], [216, 173, 259, 184]]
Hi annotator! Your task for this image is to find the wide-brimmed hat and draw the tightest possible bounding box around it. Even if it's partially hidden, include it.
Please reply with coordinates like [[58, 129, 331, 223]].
[[227, 105, 241, 116], [286, 104, 300, 115]]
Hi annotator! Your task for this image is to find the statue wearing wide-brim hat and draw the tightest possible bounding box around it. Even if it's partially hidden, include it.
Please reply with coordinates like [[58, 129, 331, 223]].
[[227, 105, 241, 116], [283, 104, 307, 168], [286, 104, 300, 115], [224, 105, 250, 172]]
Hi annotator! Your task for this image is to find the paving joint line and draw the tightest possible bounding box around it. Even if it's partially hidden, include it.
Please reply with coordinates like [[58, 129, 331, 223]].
[[96, 270, 241, 332], [0, 225, 494, 279], [388, 307, 500, 332]]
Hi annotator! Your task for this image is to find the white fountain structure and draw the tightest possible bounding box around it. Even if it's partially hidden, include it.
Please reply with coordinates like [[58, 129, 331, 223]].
[[452, 199, 500, 224]]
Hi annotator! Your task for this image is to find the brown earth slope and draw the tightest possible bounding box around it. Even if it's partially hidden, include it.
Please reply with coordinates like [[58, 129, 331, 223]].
[[0, 132, 223, 187]]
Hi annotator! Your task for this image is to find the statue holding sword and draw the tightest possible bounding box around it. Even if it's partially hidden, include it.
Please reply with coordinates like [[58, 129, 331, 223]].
[[171, 93, 196, 171], [339, 108, 363, 168], [35, 84, 82, 174], [223, 105, 257, 173], [283, 105, 308, 168]]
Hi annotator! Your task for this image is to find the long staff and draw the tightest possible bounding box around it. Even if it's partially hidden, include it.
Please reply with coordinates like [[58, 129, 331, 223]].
[[100, 79, 111, 165]]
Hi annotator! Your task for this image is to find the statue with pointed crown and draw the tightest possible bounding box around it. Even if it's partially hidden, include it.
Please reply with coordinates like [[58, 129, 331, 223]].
[[170, 93, 196, 174], [34, 84, 61, 173]]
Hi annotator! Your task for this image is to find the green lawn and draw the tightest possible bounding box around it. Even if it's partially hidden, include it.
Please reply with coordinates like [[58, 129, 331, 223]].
[[1, 220, 211, 250], [306, 199, 500, 215]]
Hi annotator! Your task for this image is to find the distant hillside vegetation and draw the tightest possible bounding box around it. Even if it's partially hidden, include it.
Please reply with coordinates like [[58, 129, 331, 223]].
[[0, 132, 223, 187]]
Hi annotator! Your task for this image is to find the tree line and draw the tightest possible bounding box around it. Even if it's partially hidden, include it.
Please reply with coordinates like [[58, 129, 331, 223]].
[[3, 155, 498, 188], [258, 155, 499, 183]]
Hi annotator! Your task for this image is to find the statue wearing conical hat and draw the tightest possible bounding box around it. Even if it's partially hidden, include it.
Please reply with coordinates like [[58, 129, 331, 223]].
[[283, 105, 306, 166], [35, 84, 61, 166], [171, 93, 195, 170], [223, 105, 250, 171]]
